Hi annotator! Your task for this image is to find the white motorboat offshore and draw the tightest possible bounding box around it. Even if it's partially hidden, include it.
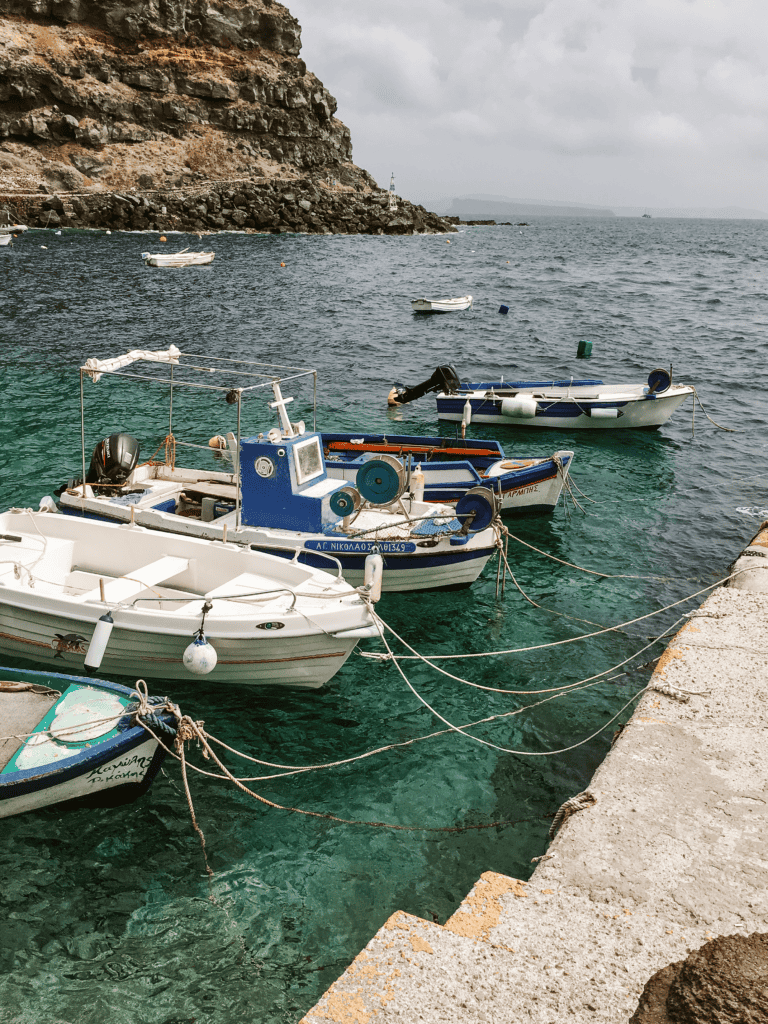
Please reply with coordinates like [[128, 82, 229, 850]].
[[411, 295, 473, 313], [0, 510, 377, 687], [389, 365, 694, 430], [0, 233, 13, 246], [0, 667, 172, 818], [320, 432, 574, 516], [141, 250, 215, 267], [49, 349, 499, 593]]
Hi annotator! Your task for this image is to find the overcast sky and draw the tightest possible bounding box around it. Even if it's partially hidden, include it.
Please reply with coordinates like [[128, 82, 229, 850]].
[[288, 0, 768, 210]]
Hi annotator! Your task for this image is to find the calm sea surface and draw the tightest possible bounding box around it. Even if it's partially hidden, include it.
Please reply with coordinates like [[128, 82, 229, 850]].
[[0, 219, 766, 1023]]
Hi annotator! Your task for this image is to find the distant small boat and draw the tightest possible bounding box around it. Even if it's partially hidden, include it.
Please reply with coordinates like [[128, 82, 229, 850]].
[[0, 235, 12, 247], [141, 250, 214, 267], [411, 295, 473, 313], [0, 665, 172, 818], [641, 213, 652, 219]]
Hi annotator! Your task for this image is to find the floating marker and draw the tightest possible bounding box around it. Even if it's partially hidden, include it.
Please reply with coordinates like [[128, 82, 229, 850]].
[[183, 632, 217, 675], [577, 340, 592, 358], [84, 611, 114, 673], [499, 304, 509, 314]]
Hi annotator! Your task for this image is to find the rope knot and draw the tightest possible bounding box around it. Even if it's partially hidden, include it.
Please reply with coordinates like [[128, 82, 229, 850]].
[[548, 789, 596, 840]]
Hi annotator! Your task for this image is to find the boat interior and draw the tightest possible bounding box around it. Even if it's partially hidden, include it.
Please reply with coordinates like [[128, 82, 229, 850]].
[[0, 689, 56, 770]]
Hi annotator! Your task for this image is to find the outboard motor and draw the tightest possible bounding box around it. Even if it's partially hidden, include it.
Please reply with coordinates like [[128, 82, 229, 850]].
[[86, 433, 141, 489], [388, 365, 460, 406]]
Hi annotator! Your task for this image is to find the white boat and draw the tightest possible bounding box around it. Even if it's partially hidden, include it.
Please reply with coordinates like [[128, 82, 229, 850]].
[[50, 349, 499, 593], [0, 666, 172, 818], [390, 365, 694, 430], [0, 510, 377, 687], [411, 295, 473, 313], [0, 234, 12, 247], [141, 250, 214, 267]]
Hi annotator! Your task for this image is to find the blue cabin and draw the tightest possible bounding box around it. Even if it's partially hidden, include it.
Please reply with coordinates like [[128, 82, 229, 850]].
[[240, 432, 346, 534]]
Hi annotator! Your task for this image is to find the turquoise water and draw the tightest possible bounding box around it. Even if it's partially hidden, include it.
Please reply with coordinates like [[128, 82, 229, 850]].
[[0, 220, 765, 1023]]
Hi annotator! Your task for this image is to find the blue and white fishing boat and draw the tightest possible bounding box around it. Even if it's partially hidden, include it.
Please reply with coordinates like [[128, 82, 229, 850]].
[[388, 365, 694, 430], [320, 433, 574, 515], [0, 666, 172, 818], [49, 349, 499, 593]]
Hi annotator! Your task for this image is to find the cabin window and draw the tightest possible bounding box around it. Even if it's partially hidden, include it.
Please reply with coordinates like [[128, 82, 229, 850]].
[[293, 437, 324, 485]]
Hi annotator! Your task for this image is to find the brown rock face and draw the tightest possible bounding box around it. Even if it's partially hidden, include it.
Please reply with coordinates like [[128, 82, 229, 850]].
[[0, 0, 453, 232], [630, 933, 768, 1024]]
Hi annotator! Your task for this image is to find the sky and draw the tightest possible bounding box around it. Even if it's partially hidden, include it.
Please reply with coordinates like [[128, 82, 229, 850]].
[[288, 0, 768, 211]]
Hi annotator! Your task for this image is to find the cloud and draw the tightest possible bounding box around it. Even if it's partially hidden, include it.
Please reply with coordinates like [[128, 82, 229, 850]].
[[288, 0, 768, 207]]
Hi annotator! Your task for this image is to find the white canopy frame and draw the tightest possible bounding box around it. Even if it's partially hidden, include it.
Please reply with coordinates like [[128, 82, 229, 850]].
[[78, 348, 318, 529]]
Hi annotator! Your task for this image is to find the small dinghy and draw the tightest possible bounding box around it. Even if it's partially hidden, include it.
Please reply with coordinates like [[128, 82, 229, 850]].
[[49, 349, 499, 593], [389, 365, 694, 430], [0, 234, 12, 247], [321, 433, 574, 516], [141, 250, 214, 267], [0, 510, 377, 687], [411, 295, 473, 313], [0, 666, 172, 818]]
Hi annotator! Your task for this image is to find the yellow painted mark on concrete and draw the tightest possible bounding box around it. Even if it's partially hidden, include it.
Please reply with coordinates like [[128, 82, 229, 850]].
[[750, 525, 768, 548], [654, 645, 686, 676], [305, 991, 375, 1024], [445, 871, 527, 942], [409, 934, 434, 954]]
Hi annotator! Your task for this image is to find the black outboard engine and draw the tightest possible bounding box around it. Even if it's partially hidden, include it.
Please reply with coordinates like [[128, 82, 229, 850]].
[[86, 433, 141, 490], [388, 365, 461, 406]]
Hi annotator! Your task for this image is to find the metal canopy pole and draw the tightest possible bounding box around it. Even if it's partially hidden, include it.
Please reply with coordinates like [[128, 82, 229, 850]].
[[80, 369, 86, 498]]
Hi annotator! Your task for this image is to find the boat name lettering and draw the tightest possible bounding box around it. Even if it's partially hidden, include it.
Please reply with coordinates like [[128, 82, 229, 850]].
[[87, 753, 152, 784], [306, 540, 416, 553]]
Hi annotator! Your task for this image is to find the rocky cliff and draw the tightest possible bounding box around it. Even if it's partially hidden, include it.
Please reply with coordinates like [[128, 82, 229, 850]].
[[0, 0, 453, 233]]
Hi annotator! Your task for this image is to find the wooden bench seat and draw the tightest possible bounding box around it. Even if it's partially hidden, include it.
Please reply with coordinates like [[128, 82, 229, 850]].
[[78, 555, 190, 604]]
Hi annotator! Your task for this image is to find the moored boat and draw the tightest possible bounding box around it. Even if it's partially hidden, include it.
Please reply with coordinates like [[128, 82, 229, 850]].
[[49, 349, 499, 593], [321, 433, 574, 515], [0, 510, 377, 687], [0, 666, 173, 818], [411, 295, 473, 313], [141, 250, 214, 267], [389, 365, 694, 430]]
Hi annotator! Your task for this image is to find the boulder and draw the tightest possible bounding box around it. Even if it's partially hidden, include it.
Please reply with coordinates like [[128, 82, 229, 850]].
[[630, 933, 768, 1024], [43, 162, 85, 191]]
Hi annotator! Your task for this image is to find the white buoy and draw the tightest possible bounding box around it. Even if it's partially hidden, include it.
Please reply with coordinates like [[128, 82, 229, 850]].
[[363, 549, 383, 602], [183, 633, 218, 675], [411, 463, 425, 502], [84, 611, 114, 673], [38, 495, 58, 513], [462, 399, 472, 428]]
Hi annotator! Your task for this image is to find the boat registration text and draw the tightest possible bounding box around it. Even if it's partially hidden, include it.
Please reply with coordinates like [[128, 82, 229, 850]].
[[306, 540, 417, 554]]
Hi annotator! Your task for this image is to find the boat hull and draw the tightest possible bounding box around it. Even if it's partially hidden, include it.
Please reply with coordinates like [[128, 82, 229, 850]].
[[0, 591, 359, 687], [411, 295, 472, 312], [436, 386, 692, 429]]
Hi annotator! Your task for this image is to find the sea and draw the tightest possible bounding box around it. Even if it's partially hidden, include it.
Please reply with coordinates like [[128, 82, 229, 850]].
[[0, 218, 766, 1023]]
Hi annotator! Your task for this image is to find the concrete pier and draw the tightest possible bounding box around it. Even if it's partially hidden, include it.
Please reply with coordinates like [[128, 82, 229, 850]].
[[301, 523, 768, 1023]]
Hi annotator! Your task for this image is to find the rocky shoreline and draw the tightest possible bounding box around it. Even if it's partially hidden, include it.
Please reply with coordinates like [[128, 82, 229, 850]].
[[1, 178, 452, 234]]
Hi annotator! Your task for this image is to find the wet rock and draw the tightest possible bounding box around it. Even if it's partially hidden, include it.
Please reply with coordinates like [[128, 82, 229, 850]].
[[630, 933, 768, 1024]]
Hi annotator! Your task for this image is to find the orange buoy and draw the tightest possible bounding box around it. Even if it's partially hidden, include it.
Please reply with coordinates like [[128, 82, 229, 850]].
[[208, 435, 227, 450], [280, 262, 286, 267], [159, 235, 167, 242], [446, 240, 451, 244]]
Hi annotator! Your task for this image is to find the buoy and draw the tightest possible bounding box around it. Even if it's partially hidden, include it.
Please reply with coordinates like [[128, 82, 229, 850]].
[[40, 245, 47, 249], [446, 240, 451, 244], [183, 631, 218, 675], [499, 304, 509, 314], [363, 548, 384, 602], [589, 407, 620, 420], [55, 230, 61, 235], [411, 463, 425, 502], [501, 395, 537, 419], [105, 230, 111, 235], [84, 611, 114, 673], [576, 339, 592, 358], [38, 495, 57, 513], [280, 262, 286, 267], [208, 435, 227, 449], [159, 235, 167, 242]]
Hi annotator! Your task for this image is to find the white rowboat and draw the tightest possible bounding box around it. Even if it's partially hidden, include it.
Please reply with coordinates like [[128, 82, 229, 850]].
[[411, 295, 473, 313], [0, 511, 376, 687], [141, 251, 214, 267]]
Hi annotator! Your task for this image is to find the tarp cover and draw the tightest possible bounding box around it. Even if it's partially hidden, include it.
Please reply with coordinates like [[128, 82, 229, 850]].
[[83, 346, 181, 382]]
